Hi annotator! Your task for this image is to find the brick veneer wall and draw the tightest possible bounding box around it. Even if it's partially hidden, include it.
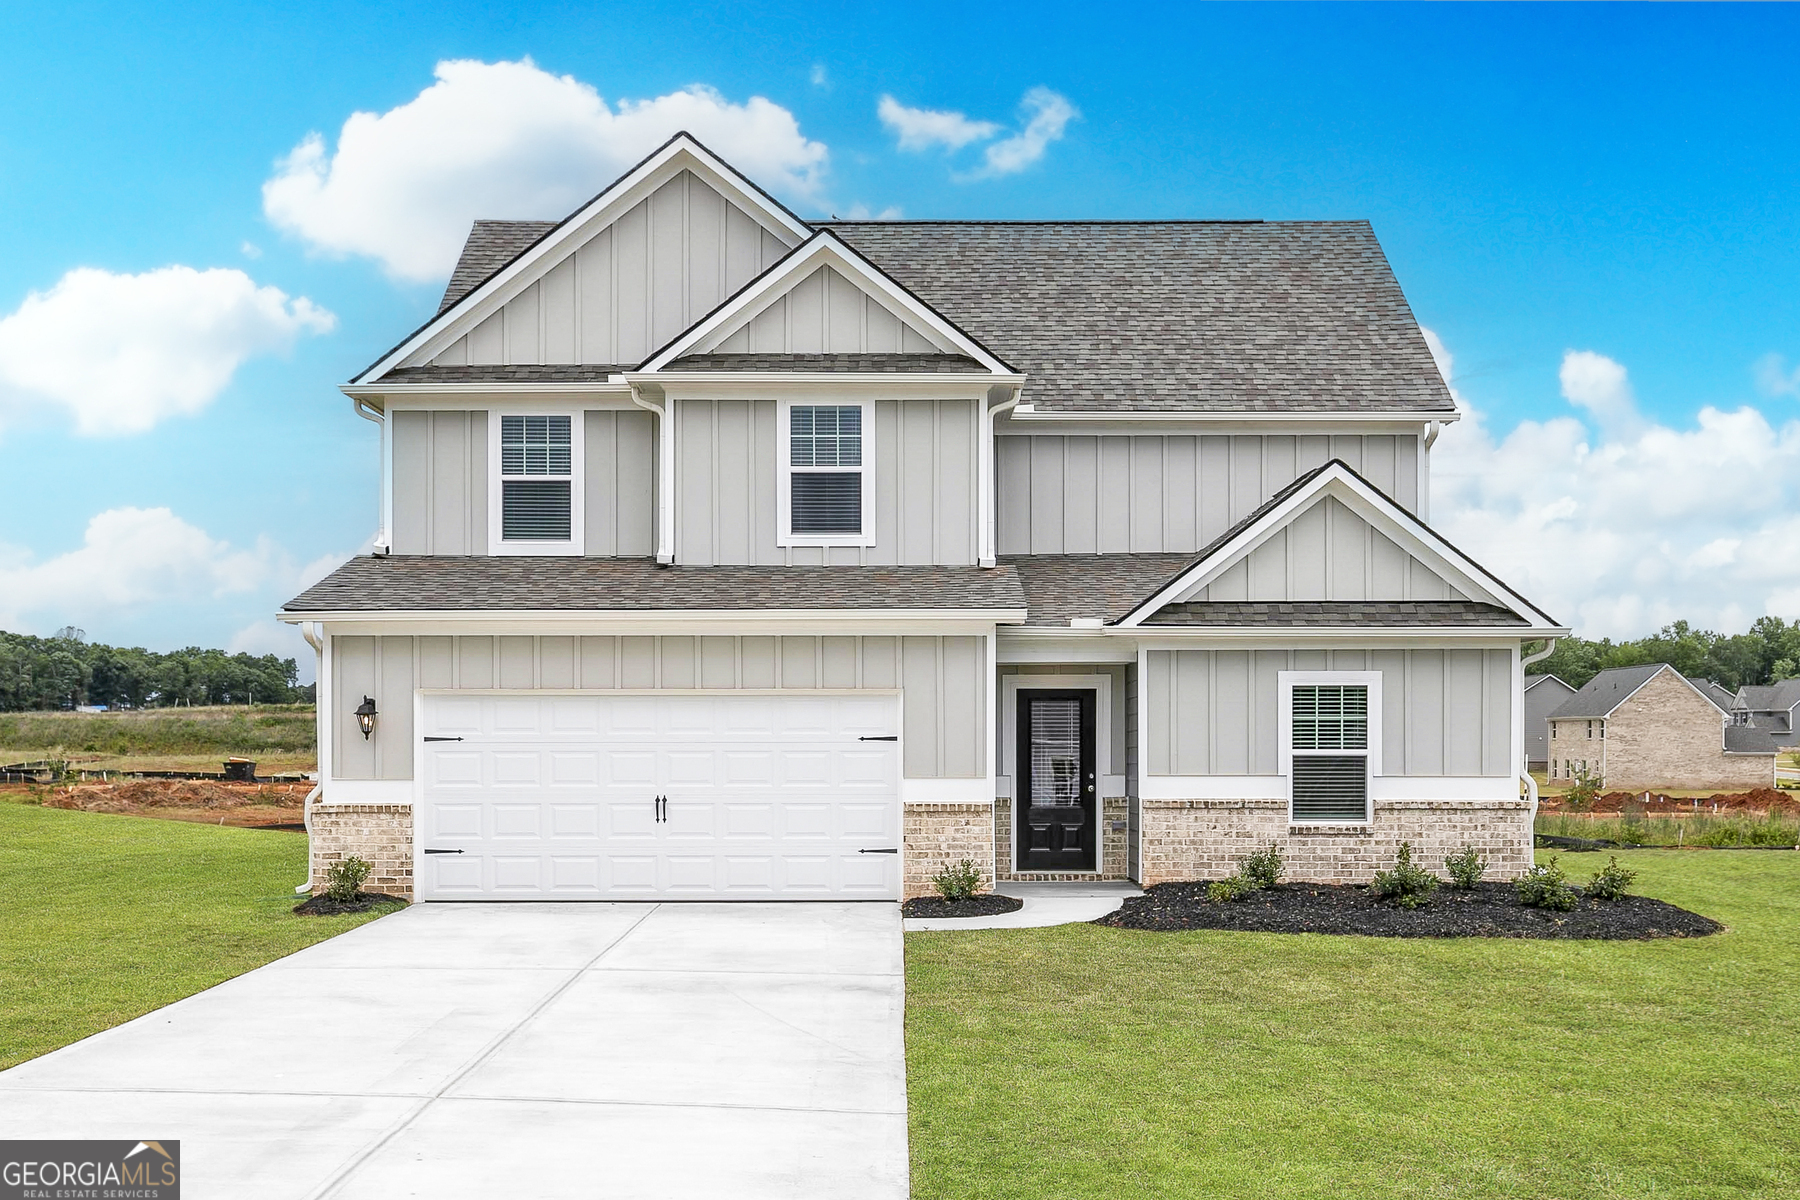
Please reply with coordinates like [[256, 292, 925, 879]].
[[994, 795, 1131, 882], [903, 802, 995, 899], [1139, 797, 1533, 885], [1547, 719, 1605, 782], [310, 803, 414, 899], [1597, 670, 1773, 791]]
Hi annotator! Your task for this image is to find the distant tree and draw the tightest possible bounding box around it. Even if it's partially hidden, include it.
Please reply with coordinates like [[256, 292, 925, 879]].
[[1531, 615, 1800, 692], [0, 629, 305, 711]]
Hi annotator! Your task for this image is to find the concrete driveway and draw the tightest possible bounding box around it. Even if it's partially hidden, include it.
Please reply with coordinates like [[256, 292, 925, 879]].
[[0, 902, 908, 1199]]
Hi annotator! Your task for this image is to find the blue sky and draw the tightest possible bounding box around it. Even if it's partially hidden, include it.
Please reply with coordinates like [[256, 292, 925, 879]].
[[1, 1, 1797, 674]]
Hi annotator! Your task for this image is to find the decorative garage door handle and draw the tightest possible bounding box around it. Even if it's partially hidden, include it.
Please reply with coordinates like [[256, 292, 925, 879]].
[[858, 735, 898, 741], [654, 795, 667, 823], [858, 848, 899, 854], [423, 848, 464, 855], [422, 736, 463, 742]]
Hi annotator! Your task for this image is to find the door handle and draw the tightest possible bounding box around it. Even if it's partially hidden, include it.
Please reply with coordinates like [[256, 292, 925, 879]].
[[654, 795, 667, 823]]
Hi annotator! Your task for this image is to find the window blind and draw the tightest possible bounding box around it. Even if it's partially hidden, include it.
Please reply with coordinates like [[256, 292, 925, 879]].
[[1290, 755, 1369, 822], [501, 481, 572, 540], [791, 473, 861, 534], [499, 415, 572, 542], [789, 405, 863, 536], [501, 415, 571, 475], [1291, 683, 1369, 821], [1292, 684, 1368, 750]]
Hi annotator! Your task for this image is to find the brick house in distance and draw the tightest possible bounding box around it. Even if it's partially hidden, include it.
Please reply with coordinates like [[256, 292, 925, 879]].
[[1547, 663, 1776, 790]]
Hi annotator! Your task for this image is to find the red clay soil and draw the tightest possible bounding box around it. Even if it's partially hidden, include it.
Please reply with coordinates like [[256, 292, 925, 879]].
[[39, 779, 310, 828], [1539, 787, 1800, 815]]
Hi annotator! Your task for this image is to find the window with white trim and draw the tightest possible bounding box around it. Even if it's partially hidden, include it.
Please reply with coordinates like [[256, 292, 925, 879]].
[[779, 402, 873, 546], [488, 411, 582, 554], [1281, 671, 1380, 824]]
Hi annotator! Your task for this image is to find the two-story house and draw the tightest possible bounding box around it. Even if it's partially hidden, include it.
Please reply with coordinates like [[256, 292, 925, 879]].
[[281, 133, 1567, 901]]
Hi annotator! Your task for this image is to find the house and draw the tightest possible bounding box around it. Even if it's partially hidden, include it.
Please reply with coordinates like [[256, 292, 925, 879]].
[[279, 133, 1567, 902], [1546, 663, 1777, 791], [1522, 673, 1576, 770], [1730, 679, 1800, 749]]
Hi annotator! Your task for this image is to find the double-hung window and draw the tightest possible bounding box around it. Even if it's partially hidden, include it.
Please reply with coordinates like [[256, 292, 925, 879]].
[[490, 412, 581, 553], [779, 402, 873, 546], [1281, 672, 1381, 824]]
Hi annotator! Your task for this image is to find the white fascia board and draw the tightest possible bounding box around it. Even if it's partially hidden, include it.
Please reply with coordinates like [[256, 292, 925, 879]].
[[353, 136, 812, 386], [372, 391, 639, 412], [1139, 776, 1518, 802], [280, 610, 1026, 636], [1128, 628, 1565, 645], [343, 382, 634, 400], [1006, 408, 1460, 425], [638, 231, 1013, 374], [642, 374, 1019, 400], [1116, 463, 1562, 630]]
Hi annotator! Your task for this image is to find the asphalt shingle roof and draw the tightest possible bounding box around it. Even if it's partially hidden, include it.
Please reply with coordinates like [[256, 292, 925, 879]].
[[1547, 664, 1673, 720], [1724, 725, 1780, 755], [381, 364, 632, 383], [666, 353, 984, 373], [1004, 554, 1197, 626], [823, 221, 1456, 414], [438, 220, 558, 314], [1738, 680, 1800, 713], [1142, 601, 1525, 627], [284, 556, 1027, 614]]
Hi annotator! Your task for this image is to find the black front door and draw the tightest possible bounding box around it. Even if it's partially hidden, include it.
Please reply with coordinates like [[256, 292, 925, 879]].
[[1016, 689, 1097, 872]]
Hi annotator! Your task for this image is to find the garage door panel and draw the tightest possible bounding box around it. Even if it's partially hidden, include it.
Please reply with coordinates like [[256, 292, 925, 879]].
[[420, 692, 903, 900]]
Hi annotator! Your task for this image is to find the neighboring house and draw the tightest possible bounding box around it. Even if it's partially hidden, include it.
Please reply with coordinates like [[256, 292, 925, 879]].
[[1547, 664, 1777, 791], [1695, 679, 1738, 713], [1522, 673, 1576, 770], [1731, 679, 1800, 749], [280, 133, 1566, 901]]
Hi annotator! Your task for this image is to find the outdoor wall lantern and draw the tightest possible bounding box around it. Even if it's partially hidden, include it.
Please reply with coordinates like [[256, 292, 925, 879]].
[[355, 696, 378, 740]]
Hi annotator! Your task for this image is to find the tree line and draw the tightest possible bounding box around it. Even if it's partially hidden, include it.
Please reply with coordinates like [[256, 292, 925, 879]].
[[0, 628, 311, 711], [1532, 617, 1800, 692]]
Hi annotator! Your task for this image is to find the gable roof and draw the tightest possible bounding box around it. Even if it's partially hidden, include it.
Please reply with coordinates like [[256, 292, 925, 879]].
[[1696, 679, 1739, 713], [439, 221, 557, 314], [1738, 680, 1800, 713], [1524, 673, 1576, 695], [823, 220, 1457, 415], [1112, 459, 1562, 631], [1548, 664, 1685, 720]]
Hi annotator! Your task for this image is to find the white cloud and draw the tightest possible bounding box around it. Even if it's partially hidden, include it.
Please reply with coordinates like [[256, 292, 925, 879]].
[[810, 64, 829, 89], [976, 87, 1079, 178], [0, 266, 334, 436], [877, 95, 1001, 152], [263, 58, 831, 282], [841, 203, 904, 220], [1427, 332, 1800, 639], [1756, 352, 1800, 398]]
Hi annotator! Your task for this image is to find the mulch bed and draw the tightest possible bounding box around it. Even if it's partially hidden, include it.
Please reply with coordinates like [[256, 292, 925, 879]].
[[293, 892, 408, 917], [901, 894, 1025, 919], [1095, 880, 1721, 940]]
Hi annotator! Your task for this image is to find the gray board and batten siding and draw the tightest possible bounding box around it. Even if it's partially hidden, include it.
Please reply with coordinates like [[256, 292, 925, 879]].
[[995, 433, 1421, 556], [391, 410, 656, 556], [418, 170, 797, 370], [676, 397, 977, 566], [708, 265, 943, 355], [1145, 648, 1514, 777], [331, 633, 987, 782]]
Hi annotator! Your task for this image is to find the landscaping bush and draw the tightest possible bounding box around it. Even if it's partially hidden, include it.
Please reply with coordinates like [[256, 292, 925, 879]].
[[1240, 843, 1284, 889], [1206, 875, 1258, 904], [1565, 765, 1602, 810], [324, 856, 371, 903], [1444, 844, 1487, 890], [1587, 855, 1639, 901], [1516, 857, 1578, 911], [1370, 841, 1438, 909], [931, 858, 984, 902]]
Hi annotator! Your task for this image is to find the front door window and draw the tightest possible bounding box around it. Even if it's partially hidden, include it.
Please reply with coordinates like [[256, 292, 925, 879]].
[[1016, 689, 1097, 871]]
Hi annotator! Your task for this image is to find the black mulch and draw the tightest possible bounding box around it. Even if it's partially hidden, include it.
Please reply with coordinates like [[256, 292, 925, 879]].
[[1094, 880, 1721, 940], [293, 892, 409, 916], [901, 894, 1025, 919]]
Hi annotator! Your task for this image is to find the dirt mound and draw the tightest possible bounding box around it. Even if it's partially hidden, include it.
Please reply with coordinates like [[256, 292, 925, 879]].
[[1543, 787, 1800, 814], [44, 779, 308, 818]]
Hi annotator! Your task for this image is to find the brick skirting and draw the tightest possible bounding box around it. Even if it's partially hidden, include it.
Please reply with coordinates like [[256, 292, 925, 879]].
[[1138, 797, 1533, 885], [309, 803, 414, 899], [902, 802, 995, 900]]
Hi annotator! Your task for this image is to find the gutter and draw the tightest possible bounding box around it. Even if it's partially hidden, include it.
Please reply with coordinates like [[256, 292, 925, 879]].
[[980, 385, 1023, 567]]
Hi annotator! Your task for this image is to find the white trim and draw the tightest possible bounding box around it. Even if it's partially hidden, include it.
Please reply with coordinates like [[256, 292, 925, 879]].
[[1138, 777, 1517, 802], [282, 612, 1025, 636], [377, 408, 393, 552], [1372, 776, 1519, 802], [999, 674, 1113, 801], [354, 135, 810, 385], [486, 410, 585, 556], [996, 634, 1139, 664], [318, 779, 413, 805], [1140, 775, 1288, 801], [900, 779, 992, 803], [361, 387, 636, 406], [1280, 669, 1382, 825], [776, 398, 876, 548], [1006, 408, 1458, 425], [1124, 627, 1563, 644], [1116, 461, 1565, 632], [638, 231, 1011, 374]]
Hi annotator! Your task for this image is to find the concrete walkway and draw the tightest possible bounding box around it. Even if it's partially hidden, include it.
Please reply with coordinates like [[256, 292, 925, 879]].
[[902, 882, 1142, 932], [0, 903, 908, 1200]]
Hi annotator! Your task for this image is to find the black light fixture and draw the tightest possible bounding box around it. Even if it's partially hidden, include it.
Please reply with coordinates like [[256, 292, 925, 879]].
[[355, 696, 378, 740]]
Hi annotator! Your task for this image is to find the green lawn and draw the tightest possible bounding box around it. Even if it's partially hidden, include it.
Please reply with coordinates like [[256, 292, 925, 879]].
[[906, 851, 1800, 1199], [0, 802, 394, 1070]]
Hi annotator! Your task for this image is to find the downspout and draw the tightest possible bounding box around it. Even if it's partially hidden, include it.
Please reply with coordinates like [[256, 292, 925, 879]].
[[351, 397, 391, 553], [295, 620, 325, 895], [630, 385, 674, 565], [1420, 420, 1442, 522], [980, 385, 1023, 568], [1518, 637, 1559, 837]]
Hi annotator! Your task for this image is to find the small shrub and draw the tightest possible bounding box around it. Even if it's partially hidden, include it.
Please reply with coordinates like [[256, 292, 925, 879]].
[[1565, 765, 1601, 810], [324, 856, 371, 903], [1444, 844, 1487, 890], [1240, 843, 1284, 889], [931, 858, 983, 902], [1207, 875, 1258, 904], [1587, 855, 1638, 901], [1370, 841, 1439, 909], [1515, 857, 1578, 911]]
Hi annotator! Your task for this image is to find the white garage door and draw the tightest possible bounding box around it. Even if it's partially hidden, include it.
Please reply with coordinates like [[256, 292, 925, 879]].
[[416, 692, 901, 900]]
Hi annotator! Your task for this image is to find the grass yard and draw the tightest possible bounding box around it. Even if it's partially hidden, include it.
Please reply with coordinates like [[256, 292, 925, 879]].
[[0, 801, 392, 1070], [906, 850, 1800, 1199]]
